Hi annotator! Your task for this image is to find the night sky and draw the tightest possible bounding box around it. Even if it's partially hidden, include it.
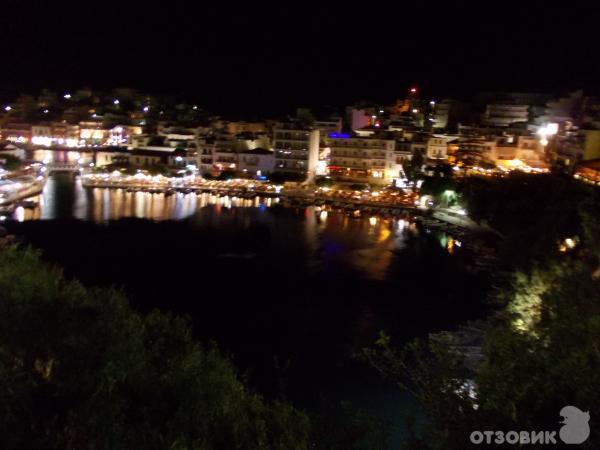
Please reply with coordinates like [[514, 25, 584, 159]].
[[1, 1, 599, 115]]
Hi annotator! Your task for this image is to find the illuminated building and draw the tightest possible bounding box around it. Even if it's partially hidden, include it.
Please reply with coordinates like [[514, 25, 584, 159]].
[[52, 122, 80, 144], [347, 108, 372, 131], [0, 122, 32, 143], [484, 103, 530, 127], [493, 136, 547, 169], [426, 135, 452, 160], [196, 135, 237, 175], [580, 129, 600, 161], [108, 125, 143, 146], [226, 121, 266, 135], [574, 159, 600, 184], [273, 122, 320, 181], [238, 148, 275, 177], [213, 148, 238, 174], [79, 120, 108, 145], [328, 134, 397, 185]]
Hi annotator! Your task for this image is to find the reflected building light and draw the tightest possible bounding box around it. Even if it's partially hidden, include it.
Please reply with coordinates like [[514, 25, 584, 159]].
[[15, 206, 25, 222]]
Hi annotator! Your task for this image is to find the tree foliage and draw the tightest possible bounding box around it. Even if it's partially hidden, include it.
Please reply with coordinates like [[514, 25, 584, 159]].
[[459, 173, 590, 267], [0, 245, 310, 450], [364, 180, 600, 449], [0, 154, 23, 171]]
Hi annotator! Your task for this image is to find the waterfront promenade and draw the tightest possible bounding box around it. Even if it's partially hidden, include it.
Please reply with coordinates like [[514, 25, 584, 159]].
[[80, 172, 419, 211]]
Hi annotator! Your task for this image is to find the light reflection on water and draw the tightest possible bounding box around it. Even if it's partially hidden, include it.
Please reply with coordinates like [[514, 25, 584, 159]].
[[14, 174, 458, 281], [19, 175, 276, 222]]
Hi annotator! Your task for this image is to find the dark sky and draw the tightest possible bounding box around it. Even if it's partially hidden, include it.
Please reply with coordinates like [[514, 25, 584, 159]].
[[1, 0, 599, 115]]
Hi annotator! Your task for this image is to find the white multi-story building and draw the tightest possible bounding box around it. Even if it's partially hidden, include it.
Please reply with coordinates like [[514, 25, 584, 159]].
[[238, 148, 275, 177], [485, 103, 530, 127], [328, 135, 397, 185], [426, 134, 452, 160], [196, 135, 235, 175], [273, 123, 320, 181]]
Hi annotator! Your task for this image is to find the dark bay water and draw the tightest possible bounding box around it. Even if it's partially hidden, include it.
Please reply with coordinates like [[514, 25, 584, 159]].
[[7, 174, 491, 443]]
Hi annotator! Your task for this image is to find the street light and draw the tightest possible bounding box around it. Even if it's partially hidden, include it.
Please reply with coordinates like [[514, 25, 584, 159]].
[[4, 105, 11, 111], [538, 123, 558, 147]]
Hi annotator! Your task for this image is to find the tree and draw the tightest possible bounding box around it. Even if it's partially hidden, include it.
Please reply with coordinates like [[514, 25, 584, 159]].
[[0, 154, 23, 171], [315, 176, 333, 188], [0, 245, 310, 450], [363, 262, 600, 449], [458, 173, 589, 268], [402, 149, 425, 182], [362, 182, 600, 449]]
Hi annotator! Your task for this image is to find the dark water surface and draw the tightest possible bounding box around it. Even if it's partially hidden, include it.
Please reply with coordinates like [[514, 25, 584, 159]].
[[7, 174, 491, 443]]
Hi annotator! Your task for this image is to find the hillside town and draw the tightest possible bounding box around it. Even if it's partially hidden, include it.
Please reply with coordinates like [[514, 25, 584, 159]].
[[1, 87, 600, 192]]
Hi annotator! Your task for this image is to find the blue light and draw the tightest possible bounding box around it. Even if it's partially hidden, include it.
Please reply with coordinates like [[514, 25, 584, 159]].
[[328, 132, 350, 139]]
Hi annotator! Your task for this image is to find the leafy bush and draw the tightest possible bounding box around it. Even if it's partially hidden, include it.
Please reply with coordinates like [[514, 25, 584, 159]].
[[0, 245, 310, 450]]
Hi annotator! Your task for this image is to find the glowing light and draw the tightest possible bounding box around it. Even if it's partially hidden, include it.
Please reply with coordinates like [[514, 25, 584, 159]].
[[143, 106, 149, 112], [412, 108, 418, 113], [410, 87, 417, 93], [328, 132, 351, 139], [4, 106, 11, 111], [43, 109, 49, 114], [64, 93, 71, 99], [32, 136, 53, 146], [546, 123, 559, 135], [537, 123, 558, 146], [369, 217, 377, 226], [113, 99, 120, 105]]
